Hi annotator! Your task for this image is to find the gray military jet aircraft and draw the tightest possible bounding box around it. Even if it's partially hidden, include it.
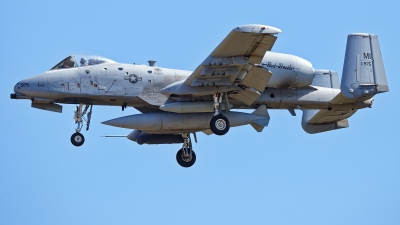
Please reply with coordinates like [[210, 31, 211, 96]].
[[11, 24, 388, 167]]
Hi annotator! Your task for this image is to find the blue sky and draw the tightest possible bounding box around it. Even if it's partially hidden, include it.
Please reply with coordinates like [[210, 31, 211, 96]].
[[1, 0, 399, 224]]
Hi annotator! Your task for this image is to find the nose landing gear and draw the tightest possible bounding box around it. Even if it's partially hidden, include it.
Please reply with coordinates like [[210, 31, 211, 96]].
[[71, 103, 92, 147]]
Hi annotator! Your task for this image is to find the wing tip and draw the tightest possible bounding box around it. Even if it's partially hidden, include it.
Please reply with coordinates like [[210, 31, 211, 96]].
[[235, 24, 281, 34]]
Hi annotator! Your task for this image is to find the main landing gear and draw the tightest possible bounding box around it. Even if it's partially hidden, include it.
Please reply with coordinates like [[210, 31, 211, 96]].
[[71, 103, 93, 147], [209, 93, 230, 135], [176, 133, 196, 167]]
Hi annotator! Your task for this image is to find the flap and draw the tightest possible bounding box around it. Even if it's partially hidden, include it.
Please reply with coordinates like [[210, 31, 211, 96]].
[[240, 66, 272, 92], [230, 88, 261, 106]]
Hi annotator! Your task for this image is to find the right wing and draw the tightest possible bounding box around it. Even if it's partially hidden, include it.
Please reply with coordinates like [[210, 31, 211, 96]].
[[161, 24, 281, 106]]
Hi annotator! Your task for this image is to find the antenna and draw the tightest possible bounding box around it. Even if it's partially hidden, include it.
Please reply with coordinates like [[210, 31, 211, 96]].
[[147, 60, 157, 67]]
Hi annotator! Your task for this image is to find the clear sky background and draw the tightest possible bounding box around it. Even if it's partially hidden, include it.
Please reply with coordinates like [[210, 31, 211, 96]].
[[1, 0, 399, 224]]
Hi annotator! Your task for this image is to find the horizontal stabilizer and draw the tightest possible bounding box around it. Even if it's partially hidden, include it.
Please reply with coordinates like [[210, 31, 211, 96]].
[[301, 109, 352, 134]]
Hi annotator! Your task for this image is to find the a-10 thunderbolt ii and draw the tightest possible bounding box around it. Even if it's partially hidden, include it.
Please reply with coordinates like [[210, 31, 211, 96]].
[[11, 24, 389, 167]]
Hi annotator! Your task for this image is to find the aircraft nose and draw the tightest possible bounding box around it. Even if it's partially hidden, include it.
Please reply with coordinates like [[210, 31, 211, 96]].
[[14, 80, 23, 93], [14, 78, 31, 94], [13, 73, 48, 97], [14, 82, 19, 93]]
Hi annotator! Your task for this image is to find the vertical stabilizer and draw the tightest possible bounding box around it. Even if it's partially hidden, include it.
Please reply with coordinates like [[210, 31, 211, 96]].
[[341, 33, 388, 99]]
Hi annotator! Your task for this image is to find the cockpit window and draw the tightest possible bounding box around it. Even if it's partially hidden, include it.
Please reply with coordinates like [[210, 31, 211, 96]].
[[50, 55, 116, 70], [51, 56, 76, 70]]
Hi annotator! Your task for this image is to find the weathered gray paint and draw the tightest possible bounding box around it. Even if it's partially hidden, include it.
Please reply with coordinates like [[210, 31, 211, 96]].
[[11, 26, 389, 138]]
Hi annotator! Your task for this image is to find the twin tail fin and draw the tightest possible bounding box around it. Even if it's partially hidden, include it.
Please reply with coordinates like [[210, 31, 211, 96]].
[[341, 33, 388, 99]]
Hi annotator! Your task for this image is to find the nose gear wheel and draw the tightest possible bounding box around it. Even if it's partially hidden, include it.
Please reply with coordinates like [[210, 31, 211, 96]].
[[71, 133, 85, 146]]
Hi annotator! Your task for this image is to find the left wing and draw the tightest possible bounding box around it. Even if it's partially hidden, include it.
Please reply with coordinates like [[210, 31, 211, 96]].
[[162, 24, 281, 105]]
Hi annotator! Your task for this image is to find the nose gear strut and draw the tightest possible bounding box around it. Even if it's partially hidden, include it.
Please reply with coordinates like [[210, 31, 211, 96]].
[[71, 103, 93, 146]]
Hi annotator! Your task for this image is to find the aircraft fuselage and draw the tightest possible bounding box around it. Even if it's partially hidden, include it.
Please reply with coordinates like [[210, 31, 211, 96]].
[[13, 52, 371, 112]]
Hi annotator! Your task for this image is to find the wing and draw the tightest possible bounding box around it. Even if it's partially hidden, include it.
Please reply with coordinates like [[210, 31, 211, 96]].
[[162, 24, 281, 106]]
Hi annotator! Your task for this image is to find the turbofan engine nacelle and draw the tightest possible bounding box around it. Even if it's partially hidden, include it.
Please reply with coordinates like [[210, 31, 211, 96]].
[[262, 52, 315, 88]]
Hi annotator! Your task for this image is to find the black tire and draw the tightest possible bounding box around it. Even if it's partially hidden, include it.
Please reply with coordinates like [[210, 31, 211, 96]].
[[71, 133, 85, 147], [176, 149, 196, 168], [210, 114, 230, 135]]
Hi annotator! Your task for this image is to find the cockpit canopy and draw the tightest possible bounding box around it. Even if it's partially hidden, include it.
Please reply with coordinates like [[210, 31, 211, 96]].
[[50, 55, 116, 70]]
